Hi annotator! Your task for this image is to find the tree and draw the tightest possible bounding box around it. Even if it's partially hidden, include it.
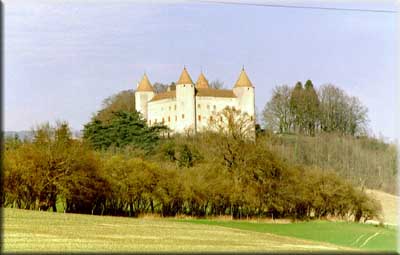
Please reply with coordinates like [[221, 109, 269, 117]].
[[4, 134, 22, 151], [169, 82, 176, 91], [153, 82, 169, 93], [83, 111, 167, 152], [209, 107, 255, 141], [96, 90, 136, 123], [318, 84, 368, 136], [303, 80, 320, 136], [346, 96, 368, 136], [262, 85, 293, 133], [203, 107, 255, 175], [3, 122, 107, 214], [101, 155, 161, 216], [209, 79, 224, 89], [290, 82, 306, 133], [265, 82, 368, 137]]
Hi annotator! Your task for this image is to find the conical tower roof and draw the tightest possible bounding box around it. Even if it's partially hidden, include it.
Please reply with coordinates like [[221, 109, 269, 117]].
[[234, 67, 253, 88], [195, 72, 209, 88], [177, 67, 193, 85], [137, 73, 154, 92]]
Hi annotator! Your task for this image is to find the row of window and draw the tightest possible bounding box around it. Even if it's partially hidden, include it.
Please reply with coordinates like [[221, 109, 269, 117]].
[[149, 114, 224, 125], [198, 115, 220, 122], [160, 104, 218, 111], [150, 115, 182, 125], [161, 105, 177, 111], [149, 114, 253, 125], [198, 104, 217, 110]]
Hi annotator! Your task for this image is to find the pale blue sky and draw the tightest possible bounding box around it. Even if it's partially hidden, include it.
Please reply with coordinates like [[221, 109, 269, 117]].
[[5, 0, 399, 141]]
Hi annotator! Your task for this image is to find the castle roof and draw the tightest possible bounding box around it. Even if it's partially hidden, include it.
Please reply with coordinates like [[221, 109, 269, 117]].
[[177, 67, 194, 85], [234, 67, 253, 88], [149, 90, 176, 102], [148, 88, 236, 103], [137, 73, 154, 92], [195, 72, 209, 89], [196, 88, 236, 98]]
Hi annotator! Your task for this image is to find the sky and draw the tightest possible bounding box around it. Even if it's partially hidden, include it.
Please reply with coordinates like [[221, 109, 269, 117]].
[[4, 0, 399, 141]]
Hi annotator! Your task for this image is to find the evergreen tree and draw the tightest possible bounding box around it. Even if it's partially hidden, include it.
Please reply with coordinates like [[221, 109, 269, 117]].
[[304, 80, 320, 135], [290, 82, 306, 133], [83, 111, 167, 152]]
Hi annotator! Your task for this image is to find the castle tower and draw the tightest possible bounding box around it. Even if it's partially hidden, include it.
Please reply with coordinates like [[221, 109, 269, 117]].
[[232, 67, 255, 121], [175, 67, 196, 133], [135, 73, 155, 120], [195, 72, 210, 89]]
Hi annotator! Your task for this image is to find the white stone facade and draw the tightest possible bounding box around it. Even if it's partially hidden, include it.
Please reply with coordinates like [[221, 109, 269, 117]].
[[135, 67, 255, 134]]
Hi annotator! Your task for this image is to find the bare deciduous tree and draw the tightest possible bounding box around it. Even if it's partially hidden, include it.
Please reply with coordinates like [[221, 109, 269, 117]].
[[318, 84, 368, 136], [209, 79, 224, 89], [97, 90, 135, 123], [262, 85, 293, 133]]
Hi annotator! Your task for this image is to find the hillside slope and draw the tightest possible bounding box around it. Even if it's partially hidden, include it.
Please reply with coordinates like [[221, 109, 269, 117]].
[[263, 133, 397, 194], [366, 189, 398, 226]]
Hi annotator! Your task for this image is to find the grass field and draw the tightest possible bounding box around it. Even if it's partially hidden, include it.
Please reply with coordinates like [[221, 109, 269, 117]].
[[2, 208, 397, 252], [176, 219, 397, 251]]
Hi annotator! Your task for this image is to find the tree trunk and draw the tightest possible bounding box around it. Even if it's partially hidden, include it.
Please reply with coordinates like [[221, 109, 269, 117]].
[[129, 202, 134, 217], [150, 200, 154, 214]]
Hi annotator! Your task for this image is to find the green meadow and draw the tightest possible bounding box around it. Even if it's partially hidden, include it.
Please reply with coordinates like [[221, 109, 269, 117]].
[[3, 208, 397, 252], [176, 218, 397, 251]]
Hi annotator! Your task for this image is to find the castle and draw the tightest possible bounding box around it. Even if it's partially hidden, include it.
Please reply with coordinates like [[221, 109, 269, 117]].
[[135, 67, 255, 133]]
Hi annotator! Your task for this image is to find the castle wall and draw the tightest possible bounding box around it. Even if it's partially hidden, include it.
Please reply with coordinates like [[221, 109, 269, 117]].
[[233, 87, 255, 120], [195, 97, 238, 131], [135, 91, 154, 119], [147, 98, 177, 131], [233, 86, 256, 138], [175, 84, 196, 133]]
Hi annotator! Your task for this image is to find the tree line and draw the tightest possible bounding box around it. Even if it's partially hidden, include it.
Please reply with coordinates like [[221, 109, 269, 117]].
[[2, 107, 381, 222], [263, 81, 368, 136]]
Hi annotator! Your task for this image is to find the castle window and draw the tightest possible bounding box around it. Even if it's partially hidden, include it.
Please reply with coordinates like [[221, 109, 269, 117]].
[[250, 116, 254, 121], [182, 114, 185, 119], [213, 105, 216, 110], [198, 104, 201, 109], [207, 105, 210, 110], [210, 116, 213, 121], [174, 105, 177, 110], [198, 115, 201, 121], [220, 116, 223, 121], [162, 118, 165, 124], [175, 115, 177, 121], [168, 116, 171, 122], [149, 120, 151, 125], [155, 119, 157, 123], [169, 106, 171, 111]]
